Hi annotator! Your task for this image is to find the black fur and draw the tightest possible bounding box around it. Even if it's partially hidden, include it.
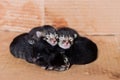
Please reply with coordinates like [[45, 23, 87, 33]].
[[57, 27, 98, 65], [34, 41, 70, 71], [57, 27, 79, 38], [10, 25, 97, 71], [10, 33, 36, 63], [10, 25, 70, 71], [28, 25, 57, 41], [30, 25, 70, 71]]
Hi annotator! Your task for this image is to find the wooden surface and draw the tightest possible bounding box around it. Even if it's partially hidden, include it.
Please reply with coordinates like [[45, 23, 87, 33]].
[[0, 0, 120, 34], [0, 0, 120, 80], [0, 31, 120, 80]]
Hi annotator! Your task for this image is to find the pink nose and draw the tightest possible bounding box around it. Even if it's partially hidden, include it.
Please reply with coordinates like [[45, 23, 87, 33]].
[[66, 42, 69, 44], [65, 41, 69, 45], [53, 40, 56, 43]]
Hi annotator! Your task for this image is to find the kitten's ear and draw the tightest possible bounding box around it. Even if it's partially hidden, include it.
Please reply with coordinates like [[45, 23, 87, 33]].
[[74, 34, 77, 38], [36, 31, 42, 38]]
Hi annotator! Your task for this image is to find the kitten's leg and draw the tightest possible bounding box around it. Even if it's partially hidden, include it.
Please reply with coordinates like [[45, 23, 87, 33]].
[[54, 55, 71, 71]]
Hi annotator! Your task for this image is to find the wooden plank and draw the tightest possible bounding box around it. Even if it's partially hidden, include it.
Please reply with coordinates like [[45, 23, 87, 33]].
[[0, 31, 120, 80], [0, 0, 44, 32], [45, 0, 120, 35]]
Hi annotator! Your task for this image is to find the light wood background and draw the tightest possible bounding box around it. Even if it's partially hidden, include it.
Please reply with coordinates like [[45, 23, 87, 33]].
[[0, 0, 120, 34], [0, 0, 120, 80]]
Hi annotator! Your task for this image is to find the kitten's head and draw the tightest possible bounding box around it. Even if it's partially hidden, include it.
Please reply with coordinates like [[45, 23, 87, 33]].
[[36, 25, 58, 46], [57, 27, 79, 49]]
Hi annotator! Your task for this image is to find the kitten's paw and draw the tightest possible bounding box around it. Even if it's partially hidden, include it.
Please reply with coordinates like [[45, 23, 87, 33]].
[[26, 58, 34, 63], [54, 65, 69, 71], [45, 66, 54, 71], [63, 56, 71, 69]]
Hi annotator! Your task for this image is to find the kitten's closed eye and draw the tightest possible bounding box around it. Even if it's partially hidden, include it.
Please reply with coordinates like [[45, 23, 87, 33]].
[[28, 39, 35, 45], [58, 36, 74, 49], [69, 37, 73, 42], [43, 33, 58, 46]]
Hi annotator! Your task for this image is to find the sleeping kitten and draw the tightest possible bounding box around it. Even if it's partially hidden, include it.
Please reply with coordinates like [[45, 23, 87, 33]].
[[56, 27, 98, 65]]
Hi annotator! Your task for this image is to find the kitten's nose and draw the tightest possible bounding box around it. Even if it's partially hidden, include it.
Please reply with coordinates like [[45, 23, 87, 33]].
[[50, 38, 56, 43], [65, 41, 69, 45], [53, 40, 56, 43]]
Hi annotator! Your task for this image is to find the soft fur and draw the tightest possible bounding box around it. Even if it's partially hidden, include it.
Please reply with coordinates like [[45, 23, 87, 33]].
[[10, 25, 70, 71], [57, 27, 98, 65], [10, 33, 36, 63], [10, 25, 98, 71], [28, 25, 70, 71]]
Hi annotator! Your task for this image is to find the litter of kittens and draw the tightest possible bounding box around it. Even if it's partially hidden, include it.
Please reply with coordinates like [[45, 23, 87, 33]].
[[0, 30, 120, 80], [0, 0, 120, 80]]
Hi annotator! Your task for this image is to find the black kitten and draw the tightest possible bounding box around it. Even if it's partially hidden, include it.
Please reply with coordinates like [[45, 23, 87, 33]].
[[10, 33, 35, 63], [30, 25, 70, 71], [10, 25, 58, 63], [57, 27, 98, 65]]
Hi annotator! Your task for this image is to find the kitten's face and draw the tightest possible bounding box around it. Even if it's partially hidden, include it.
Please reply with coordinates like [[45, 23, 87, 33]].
[[44, 33, 58, 46], [57, 27, 78, 49], [36, 31, 58, 46], [58, 36, 74, 49]]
